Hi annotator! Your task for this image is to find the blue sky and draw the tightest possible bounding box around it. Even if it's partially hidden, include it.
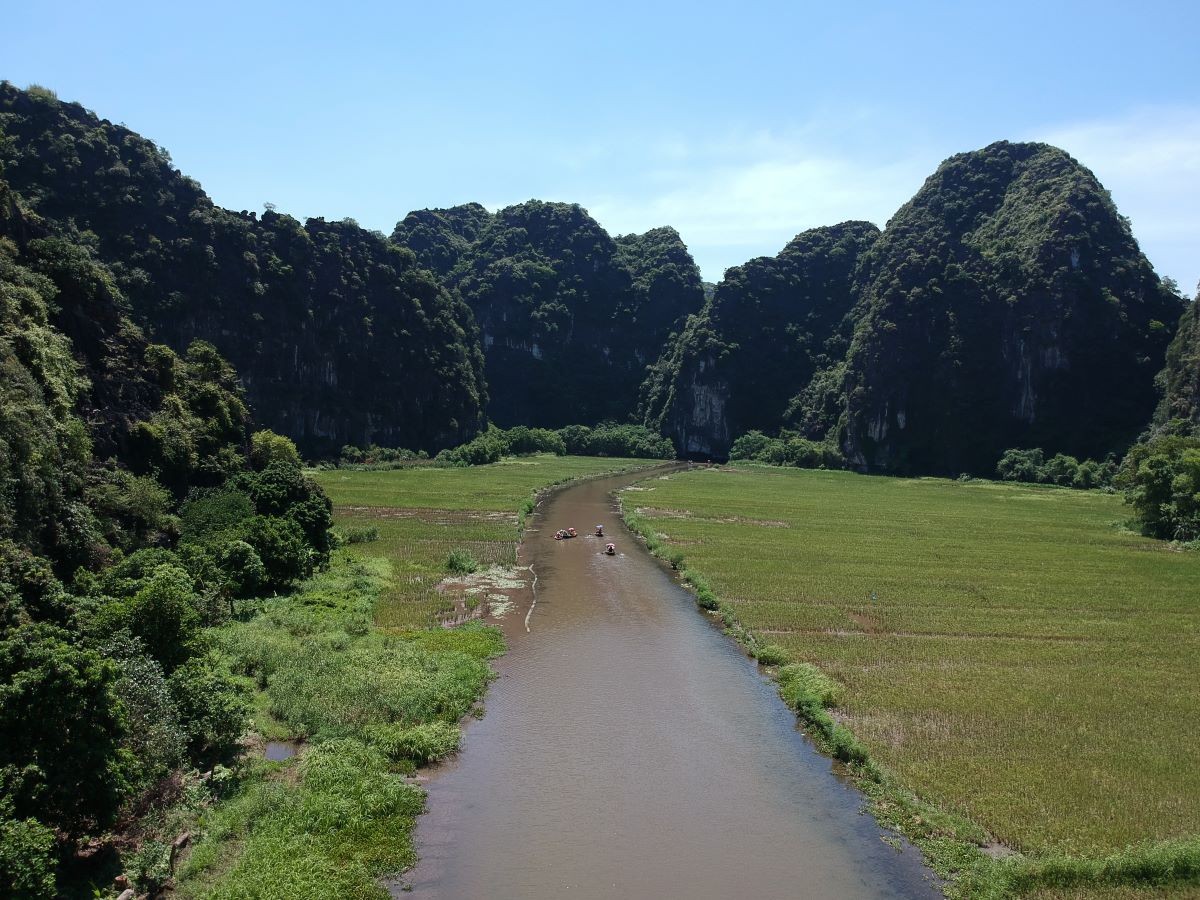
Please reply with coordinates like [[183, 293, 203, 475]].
[[6, 0, 1198, 290]]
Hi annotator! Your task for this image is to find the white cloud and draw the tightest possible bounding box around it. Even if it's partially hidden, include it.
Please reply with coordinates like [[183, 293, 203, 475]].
[[579, 131, 938, 281], [1032, 108, 1200, 295]]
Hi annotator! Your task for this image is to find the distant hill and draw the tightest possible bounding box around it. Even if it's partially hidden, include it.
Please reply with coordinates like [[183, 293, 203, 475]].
[[833, 141, 1184, 474], [393, 200, 705, 427], [1, 83, 1185, 472], [641, 221, 879, 457], [643, 142, 1184, 470]]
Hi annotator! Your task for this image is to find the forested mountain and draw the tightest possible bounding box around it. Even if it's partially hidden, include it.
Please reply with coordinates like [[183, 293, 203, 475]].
[[642, 142, 1183, 469], [641, 222, 879, 457], [833, 141, 1184, 474], [392, 201, 706, 426], [1153, 298, 1200, 435], [0, 84, 1184, 473], [0, 82, 486, 454], [0, 167, 333, 890]]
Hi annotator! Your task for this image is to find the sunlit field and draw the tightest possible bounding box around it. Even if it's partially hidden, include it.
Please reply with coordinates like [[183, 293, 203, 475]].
[[313, 456, 652, 627], [627, 466, 1200, 857]]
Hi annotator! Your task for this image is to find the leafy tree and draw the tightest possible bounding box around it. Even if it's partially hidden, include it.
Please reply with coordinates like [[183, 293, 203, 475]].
[[167, 654, 247, 760], [0, 793, 56, 900], [249, 429, 301, 470], [237, 515, 313, 589], [117, 564, 204, 672], [1118, 436, 1200, 541], [0, 623, 128, 832]]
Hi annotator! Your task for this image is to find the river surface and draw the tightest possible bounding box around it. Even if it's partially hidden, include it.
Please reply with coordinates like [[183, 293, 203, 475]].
[[400, 468, 938, 899]]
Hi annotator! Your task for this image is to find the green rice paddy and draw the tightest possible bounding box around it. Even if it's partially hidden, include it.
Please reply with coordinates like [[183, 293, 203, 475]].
[[313, 456, 651, 627], [625, 465, 1200, 862]]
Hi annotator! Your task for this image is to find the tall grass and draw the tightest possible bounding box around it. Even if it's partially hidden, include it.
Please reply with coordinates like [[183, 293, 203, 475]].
[[177, 456, 656, 896]]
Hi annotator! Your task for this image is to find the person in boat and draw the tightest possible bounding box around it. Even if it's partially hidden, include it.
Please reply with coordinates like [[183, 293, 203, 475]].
[[595, 524, 604, 537], [568, 527, 577, 537], [605, 542, 616, 555]]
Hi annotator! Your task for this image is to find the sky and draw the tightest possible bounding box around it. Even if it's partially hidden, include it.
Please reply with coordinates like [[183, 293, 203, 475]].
[[5, 0, 1198, 290]]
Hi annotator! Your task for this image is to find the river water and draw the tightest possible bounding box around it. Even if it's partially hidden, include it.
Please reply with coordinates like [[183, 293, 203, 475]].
[[400, 469, 938, 899]]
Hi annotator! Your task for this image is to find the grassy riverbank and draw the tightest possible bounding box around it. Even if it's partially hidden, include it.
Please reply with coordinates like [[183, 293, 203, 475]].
[[171, 456, 649, 898], [315, 455, 652, 627], [623, 465, 1200, 897]]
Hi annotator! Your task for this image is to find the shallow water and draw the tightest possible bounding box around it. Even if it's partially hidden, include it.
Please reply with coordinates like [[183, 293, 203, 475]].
[[264, 740, 301, 761], [400, 469, 938, 899]]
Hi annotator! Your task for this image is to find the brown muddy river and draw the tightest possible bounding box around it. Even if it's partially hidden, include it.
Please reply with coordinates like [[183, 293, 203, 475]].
[[400, 469, 938, 899]]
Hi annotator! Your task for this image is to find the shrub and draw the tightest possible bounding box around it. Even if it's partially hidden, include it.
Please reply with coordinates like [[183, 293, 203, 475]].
[[1118, 436, 1200, 541], [558, 422, 674, 459], [179, 489, 254, 541], [168, 655, 248, 761], [777, 663, 841, 709], [106, 635, 186, 786], [340, 525, 379, 544], [996, 448, 1115, 489], [754, 644, 790, 666], [119, 564, 204, 672], [996, 447, 1045, 482], [365, 721, 461, 764], [0, 801, 57, 900], [216, 539, 267, 598], [0, 623, 128, 832], [729, 429, 844, 469], [237, 515, 314, 590], [248, 430, 301, 471], [445, 549, 478, 575]]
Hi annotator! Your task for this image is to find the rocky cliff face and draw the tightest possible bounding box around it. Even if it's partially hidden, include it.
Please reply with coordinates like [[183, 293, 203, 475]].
[[1153, 299, 1200, 435], [642, 222, 879, 457], [393, 201, 705, 427], [0, 83, 487, 454], [838, 141, 1184, 474]]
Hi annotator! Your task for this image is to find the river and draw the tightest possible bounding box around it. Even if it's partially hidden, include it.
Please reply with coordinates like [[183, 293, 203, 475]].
[[400, 468, 938, 899]]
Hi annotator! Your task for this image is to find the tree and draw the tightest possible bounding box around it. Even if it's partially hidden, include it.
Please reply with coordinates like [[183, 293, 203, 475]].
[[1119, 436, 1200, 541], [249, 429, 301, 471], [0, 623, 128, 832]]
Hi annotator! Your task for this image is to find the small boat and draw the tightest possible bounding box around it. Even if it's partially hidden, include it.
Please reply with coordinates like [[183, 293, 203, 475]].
[[595, 524, 604, 537], [604, 543, 616, 556], [555, 528, 577, 541]]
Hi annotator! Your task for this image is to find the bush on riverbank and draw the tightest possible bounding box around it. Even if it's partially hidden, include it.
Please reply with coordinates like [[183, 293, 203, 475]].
[[335, 423, 676, 470], [729, 430, 846, 469], [995, 447, 1116, 489]]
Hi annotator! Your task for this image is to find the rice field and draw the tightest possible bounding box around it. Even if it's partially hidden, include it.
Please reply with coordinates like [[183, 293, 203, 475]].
[[625, 466, 1200, 859], [312, 456, 652, 627]]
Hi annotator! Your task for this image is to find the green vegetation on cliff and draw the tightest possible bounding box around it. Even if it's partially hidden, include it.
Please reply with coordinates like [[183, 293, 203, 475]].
[[642, 221, 878, 457], [0, 82, 487, 455], [835, 141, 1184, 474], [1153, 298, 1200, 436], [0, 164, 340, 894], [393, 200, 706, 428]]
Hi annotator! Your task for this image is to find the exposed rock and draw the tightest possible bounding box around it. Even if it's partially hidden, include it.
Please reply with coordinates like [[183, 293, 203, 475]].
[[642, 222, 878, 457]]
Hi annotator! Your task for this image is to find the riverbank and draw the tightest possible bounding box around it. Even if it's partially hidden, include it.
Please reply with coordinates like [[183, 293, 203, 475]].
[[160, 456, 654, 898], [621, 464, 1200, 898]]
